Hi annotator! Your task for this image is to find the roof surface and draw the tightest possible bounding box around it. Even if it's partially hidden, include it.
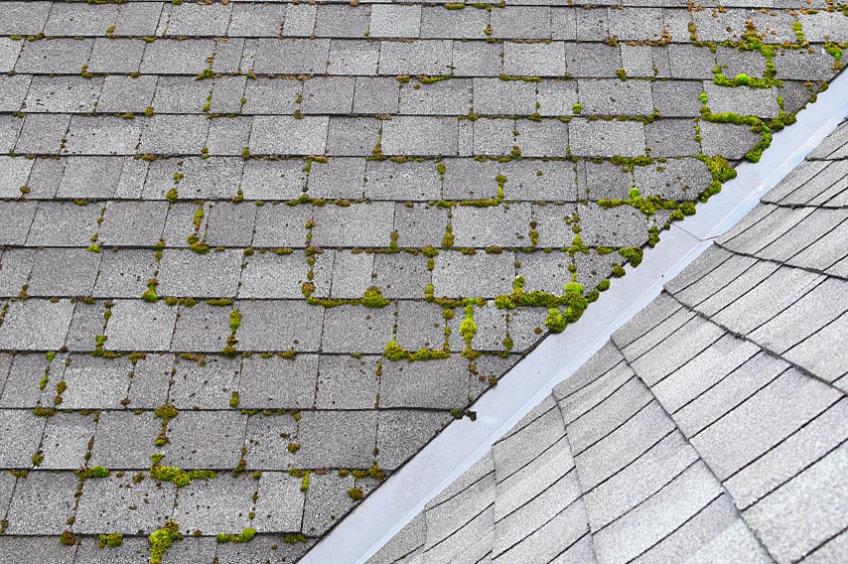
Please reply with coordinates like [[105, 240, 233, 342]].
[[370, 117, 848, 563], [0, 0, 846, 561]]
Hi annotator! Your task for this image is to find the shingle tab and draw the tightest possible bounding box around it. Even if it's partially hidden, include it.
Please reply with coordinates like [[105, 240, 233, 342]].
[[744, 444, 848, 563], [692, 368, 841, 480], [593, 462, 723, 563]]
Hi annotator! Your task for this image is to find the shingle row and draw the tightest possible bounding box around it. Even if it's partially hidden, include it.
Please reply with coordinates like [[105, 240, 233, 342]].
[[3, 4, 846, 45], [4, 36, 836, 80]]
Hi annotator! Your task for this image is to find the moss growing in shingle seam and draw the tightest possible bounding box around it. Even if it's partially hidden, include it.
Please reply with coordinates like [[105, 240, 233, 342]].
[[149, 521, 182, 564]]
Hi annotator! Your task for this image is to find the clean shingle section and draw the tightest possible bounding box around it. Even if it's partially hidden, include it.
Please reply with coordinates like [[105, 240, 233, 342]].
[[0, 299, 74, 350], [250, 116, 329, 155], [104, 300, 177, 351], [691, 369, 841, 480], [744, 445, 848, 563]]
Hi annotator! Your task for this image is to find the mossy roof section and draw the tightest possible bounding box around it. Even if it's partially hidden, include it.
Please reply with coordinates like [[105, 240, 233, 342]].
[[0, 0, 845, 561], [369, 116, 848, 563]]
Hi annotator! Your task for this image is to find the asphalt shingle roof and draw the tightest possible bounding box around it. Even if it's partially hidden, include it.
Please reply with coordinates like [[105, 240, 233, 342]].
[[371, 117, 848, 563], [0, 0, 846, 561]]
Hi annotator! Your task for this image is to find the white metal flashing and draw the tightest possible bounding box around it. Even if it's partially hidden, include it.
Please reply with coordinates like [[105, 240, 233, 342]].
[[303, 70, 848, 564]]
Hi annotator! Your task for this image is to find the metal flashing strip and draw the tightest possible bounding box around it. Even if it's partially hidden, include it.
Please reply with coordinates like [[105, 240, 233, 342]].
[[303, 70, 848, 564]]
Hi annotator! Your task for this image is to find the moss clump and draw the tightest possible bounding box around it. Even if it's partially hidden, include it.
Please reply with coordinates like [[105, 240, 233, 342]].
[[564, 282, 584, 294], [383, 339, 450, 362], [216, 528, 256, 544], [459, 305, 477, 349], [745, 128, 773, 163], [441, 225, 454, 249], [187, 235, 210, 255], [149, 463, 216, 488], [544, 308, 566, 333], [98, 533, 123, 548], [361, 287, 390, 308], [347, 487, 364, 501], [700, 155, 736, 183], [283, 533, 308, 544], [59, 530, 78, 546], [154, 404, 178, 420], [351, 463, 385, 481], [229, 309, 241, 331], [149, 521, 182, 564], [77, 465, 110, 479], [384, 340, 408, 362], [618, 247, 643, 267]]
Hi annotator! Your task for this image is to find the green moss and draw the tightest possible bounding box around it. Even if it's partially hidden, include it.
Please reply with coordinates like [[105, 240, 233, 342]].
[[825, 42, 845, 70], [498, 73, 542, 83], [418, 75, 450, 84], [460, 305, 477, 350], [165, 188, 178, 203], [229, 309, 241, 331], [283, 533, 308, 544], [544, 308, 566, 333], [300, 471, 310, 492], [700, 155, 737, 183], [441, 225, 454, 249], [187, 235, 210, 254], [150, 461, 216, 488], [745, 129, 773, 163], [361, 287, 390, 308], [77, 465, 110, 479], [59, 531, 78, 546], [149, 521, 182, 564], [216, 528, 256, 544], [618, 247, 643, 267], [384, 339, 451, 362], [229, 391, 240, 408], [347, 487, 364, 501], [154, 404, 178, 420], [564, 282, 584, 294], [384, 340, 408, 361], [98, 533, 123, 548]]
